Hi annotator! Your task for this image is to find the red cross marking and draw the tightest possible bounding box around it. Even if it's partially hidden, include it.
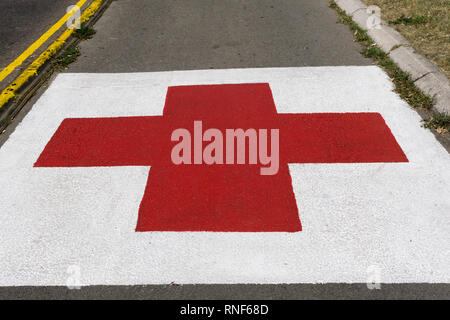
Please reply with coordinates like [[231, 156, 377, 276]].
[[35, 83, 408, 232]]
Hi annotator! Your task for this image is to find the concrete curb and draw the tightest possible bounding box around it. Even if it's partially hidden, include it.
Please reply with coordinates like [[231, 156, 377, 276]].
[[335, 0, 449, 114]]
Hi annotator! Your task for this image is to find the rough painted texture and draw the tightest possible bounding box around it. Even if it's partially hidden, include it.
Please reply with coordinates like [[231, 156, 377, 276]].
[[34, 84, 407, 232], [0, 67, 449, 285]]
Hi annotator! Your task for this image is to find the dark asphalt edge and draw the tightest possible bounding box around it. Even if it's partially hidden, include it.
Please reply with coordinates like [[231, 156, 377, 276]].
[[0, 0, 112, 134], [1, 284, 449, 300]]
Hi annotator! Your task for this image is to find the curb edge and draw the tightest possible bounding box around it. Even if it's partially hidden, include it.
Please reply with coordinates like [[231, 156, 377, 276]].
[[335, 0, 449, 115]]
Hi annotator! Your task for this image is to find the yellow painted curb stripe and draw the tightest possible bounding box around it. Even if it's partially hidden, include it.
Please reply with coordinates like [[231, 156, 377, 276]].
[[0, 0, 103, 110], [0, 0, 88, 83]]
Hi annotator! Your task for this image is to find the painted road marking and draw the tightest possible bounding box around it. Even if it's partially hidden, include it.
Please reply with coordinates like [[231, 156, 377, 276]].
[[0, 0, 104, 110], [0, 0, 87, 83], [34, 83, 407, 232], [0, 67, 448, 285]]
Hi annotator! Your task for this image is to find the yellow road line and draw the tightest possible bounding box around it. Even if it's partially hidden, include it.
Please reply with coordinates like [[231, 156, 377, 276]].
[[0, 0, 88, 82], [0, 0, 103, 110]]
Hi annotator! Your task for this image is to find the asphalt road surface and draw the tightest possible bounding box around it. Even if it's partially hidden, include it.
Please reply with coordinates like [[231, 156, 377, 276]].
[[69, 0, 370, 72], [1, 0, 449, 300]]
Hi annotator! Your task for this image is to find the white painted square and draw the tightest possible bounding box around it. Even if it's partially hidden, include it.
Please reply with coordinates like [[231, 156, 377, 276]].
[[0, 67, 449, 285]]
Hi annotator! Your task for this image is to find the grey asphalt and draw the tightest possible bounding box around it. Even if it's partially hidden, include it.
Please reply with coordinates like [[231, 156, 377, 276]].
[[68, 0, 371, 72], [1, 284, 450, 300], [2, 0, 448, 300]]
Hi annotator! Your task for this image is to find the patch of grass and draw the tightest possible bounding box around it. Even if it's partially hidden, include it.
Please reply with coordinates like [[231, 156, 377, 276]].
[[53, 45, 81, 69], [423, 113, 450, 133], [363, 0, 449, 79], [329, 0, 434, 110], [390, 14, 428, 25], [74, 25, 97, 40]]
